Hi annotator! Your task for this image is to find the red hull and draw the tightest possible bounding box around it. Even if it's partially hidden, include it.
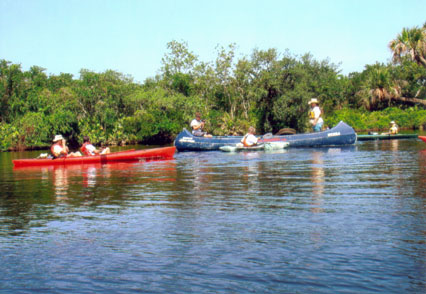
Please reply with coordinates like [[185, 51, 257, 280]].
[[13, 146, 176, 167], [420, 136, 426, 143]]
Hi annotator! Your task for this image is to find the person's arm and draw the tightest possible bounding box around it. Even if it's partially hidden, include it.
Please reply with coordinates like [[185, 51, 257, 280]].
[[86, 144, 99, 155], [61, 141, 69, 155]]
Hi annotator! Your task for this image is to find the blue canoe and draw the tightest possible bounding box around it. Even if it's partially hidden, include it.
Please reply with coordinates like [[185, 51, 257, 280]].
[[174, 121, 357, 152]]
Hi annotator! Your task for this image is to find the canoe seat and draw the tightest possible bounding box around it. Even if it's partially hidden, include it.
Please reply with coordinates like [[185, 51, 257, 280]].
[[275, 128, 296, 135]]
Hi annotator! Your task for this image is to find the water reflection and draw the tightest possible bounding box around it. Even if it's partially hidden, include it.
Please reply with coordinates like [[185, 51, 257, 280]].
[[1, 142, 426, 293], [242, 152, 261, 192], [83, 166, 97, 188], [419, 149, 426, 197], [390, 139, 399, 152], [53, 167, 69, 200], [310, 151, 324, 213], [6, 160, 178, 235], [191, 156, 206, 194]]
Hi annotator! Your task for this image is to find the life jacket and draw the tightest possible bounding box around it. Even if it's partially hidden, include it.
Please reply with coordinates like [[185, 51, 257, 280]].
[[242, 134, 256, 147], [80, 142, 92, 156], [242, 135, 250, 147]]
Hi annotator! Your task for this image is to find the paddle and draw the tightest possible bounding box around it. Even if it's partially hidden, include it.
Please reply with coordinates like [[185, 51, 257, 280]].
[[259, 133, 272, 142], [261, 133, 273, 139]]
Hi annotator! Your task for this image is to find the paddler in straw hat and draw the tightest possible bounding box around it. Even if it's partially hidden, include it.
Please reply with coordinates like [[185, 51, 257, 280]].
[[51, 135, 82, 158], [308, 98, 324, 132], [389, 121, 398, 134]]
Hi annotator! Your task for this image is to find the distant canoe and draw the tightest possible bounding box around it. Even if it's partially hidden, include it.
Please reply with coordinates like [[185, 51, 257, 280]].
[[357, 134, 418, 141], [174, 121, 356, 152], [13, 146, 176, 167]]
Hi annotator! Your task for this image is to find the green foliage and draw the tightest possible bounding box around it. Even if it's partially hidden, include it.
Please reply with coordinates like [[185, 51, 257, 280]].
[[0, 123, 19, 151], [1, 25, 425, 151], [122, 87, 203, 143], [13, 112, 51, 148], [78, 119, 107, 145], [326, 107, 426, 131], [213, 111, 255, 136]]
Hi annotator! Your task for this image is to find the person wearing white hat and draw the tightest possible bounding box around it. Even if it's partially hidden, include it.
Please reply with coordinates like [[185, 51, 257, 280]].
[[389, 121, 398, 134], [51, 135, 81, 158], [308, 98, 323, 132]]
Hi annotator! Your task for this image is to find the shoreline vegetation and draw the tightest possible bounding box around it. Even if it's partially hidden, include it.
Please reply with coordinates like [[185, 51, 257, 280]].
[[1, 24, 425, 152]]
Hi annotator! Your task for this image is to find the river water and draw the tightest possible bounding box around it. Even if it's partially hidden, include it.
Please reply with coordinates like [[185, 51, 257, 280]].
[[0, 139, 425, 293]]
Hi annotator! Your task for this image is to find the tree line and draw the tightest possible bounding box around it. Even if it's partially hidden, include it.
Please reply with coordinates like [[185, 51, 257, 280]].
[[1, 24, 425, 151]]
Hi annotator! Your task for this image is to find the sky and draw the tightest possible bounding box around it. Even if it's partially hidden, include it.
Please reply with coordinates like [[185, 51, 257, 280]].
[[1, 0, 425, 83]]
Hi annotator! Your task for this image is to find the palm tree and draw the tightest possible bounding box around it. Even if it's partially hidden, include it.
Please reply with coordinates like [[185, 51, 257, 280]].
[[389, 24, 426, 67], [359, 65, 398, 110], [359, 64, 426, 110]]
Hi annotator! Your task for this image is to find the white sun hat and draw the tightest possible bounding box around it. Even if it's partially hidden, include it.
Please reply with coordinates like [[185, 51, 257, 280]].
[[308, 98, 319, 105], [53, 135, 64, 142]]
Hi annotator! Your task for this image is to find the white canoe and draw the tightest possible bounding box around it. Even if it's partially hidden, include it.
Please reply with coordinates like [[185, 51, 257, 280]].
[[219, 142, 289, 152]]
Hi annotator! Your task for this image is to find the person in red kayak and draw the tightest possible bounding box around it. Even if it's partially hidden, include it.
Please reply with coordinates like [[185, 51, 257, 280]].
[[51, 135, 82, 158], [80, 136, 110, 156]]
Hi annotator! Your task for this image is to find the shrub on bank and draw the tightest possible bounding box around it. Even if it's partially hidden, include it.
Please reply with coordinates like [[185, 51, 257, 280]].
[[325, 107, 426, 131]]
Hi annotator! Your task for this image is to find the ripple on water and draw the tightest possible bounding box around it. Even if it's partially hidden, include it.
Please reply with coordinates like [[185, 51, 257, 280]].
[[0, 142, 425, 293]]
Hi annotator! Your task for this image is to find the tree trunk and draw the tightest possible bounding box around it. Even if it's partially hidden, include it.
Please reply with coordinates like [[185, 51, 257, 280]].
[[392, 96, 426, 107]]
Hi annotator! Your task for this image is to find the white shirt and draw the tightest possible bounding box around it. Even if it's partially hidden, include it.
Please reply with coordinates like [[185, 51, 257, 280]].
[[85, 143, 97, 155], [190, 119, 204, 135], [309, 106, 323, 125], [190, 119, 202, 130], [53, 144, 64, 155], [242, 134, 258, 146]]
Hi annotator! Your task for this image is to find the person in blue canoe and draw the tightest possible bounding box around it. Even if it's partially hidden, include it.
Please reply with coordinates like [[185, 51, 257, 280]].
[[308, 98, 324, 132], [190, 112, 212, 137]]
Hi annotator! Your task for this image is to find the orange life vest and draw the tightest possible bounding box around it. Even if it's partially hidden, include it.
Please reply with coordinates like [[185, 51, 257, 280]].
[[242, 134, 256, 147], [242, 135, 250, 147], [80, 142, 92, 156]]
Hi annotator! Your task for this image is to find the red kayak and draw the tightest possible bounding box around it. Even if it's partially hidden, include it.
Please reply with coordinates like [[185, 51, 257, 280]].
[[419, 136, 426, 143], [13, 146, 176, 167]]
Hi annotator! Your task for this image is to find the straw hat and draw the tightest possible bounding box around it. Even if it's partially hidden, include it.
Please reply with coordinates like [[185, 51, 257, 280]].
[[390, 121, 396, 125], [308, 98, 319, 105], [53, 135, 64, 142]]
